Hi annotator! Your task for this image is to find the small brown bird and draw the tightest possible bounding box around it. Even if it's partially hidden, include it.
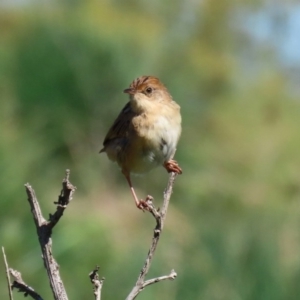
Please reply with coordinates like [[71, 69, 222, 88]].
[[100, 76, 182, 210]]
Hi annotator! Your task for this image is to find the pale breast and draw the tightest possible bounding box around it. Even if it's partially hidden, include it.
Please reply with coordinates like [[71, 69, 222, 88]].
[[153, 114, 181, 161], [131, 107, 181, 172]]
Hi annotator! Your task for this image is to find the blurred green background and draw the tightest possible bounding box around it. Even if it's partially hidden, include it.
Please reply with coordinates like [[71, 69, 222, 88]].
[[1, 0, 300, 299]]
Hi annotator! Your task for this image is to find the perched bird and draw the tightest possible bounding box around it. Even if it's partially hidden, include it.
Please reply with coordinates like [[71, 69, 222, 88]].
[[100, 76, 182, 210]]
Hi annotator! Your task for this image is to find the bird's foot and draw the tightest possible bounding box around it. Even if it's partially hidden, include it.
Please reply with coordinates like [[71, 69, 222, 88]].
[[136, 195, 154, 212], [164, 160, 182, 174]]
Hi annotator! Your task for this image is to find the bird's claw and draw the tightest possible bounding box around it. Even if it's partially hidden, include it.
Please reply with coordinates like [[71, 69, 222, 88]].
[[136, 195, 154, 212], [164, 160, 182, 174]]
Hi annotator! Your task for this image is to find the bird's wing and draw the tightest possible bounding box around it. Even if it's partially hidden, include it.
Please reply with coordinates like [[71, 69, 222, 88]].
[[100, 102, 135, 152]]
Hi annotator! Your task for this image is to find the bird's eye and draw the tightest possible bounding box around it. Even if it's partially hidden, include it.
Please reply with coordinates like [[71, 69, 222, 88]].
[[145, 87, 152, 94]]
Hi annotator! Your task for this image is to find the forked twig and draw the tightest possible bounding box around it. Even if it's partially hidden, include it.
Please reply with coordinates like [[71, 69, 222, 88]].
[[9, 268, 43, 300], [125, 172, 178, 300], [25, 169, 76, 300]]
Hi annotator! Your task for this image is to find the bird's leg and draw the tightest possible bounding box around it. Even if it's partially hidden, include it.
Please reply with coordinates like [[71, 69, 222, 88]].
[[164, 160, 182, 174], [122, 171, 150, 211]]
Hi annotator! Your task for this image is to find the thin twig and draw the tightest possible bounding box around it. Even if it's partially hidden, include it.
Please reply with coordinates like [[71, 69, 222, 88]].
[[143, 269, 177, 288], [89, 266, 105, 300], [2, 247, 13, 300], [125, 172, 178, 300], [9, 268, 43, 300], [50, 169, 76, 229], [25, 169, 76, 300]]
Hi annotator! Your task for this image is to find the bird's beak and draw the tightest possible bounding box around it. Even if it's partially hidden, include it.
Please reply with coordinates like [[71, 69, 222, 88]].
[[123, 88, 135, 95]]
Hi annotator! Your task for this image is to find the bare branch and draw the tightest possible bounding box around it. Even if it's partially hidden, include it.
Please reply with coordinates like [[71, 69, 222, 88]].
[[2, 247, 14, 300], [9, 268, 43, 300], [5, 168, 176, 300], [25, 169, 76, 300], [125, 172, 178, 300], [89, 266, 105, 300], [143, 269, 177, 288]]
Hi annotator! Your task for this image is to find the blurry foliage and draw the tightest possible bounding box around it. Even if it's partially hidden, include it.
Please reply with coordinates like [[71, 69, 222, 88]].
[[1, 1, 300, 299]]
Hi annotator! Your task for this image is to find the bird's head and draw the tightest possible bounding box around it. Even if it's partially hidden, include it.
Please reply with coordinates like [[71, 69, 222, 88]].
[[124, 76, 172, 113]]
